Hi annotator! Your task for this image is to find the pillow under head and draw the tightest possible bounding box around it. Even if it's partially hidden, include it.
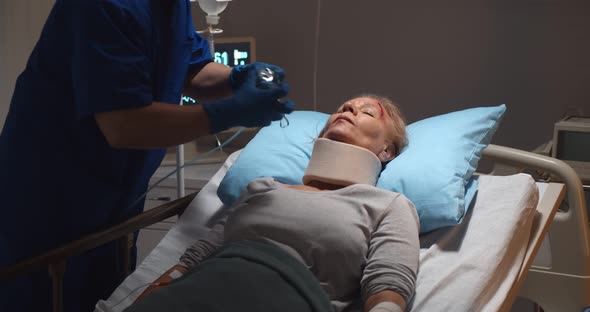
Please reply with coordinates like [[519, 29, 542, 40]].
[[217, 105, 506, 233]]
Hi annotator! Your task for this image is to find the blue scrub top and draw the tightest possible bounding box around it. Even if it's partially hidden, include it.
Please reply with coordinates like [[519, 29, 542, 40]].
[[0, 0, 212, 263]]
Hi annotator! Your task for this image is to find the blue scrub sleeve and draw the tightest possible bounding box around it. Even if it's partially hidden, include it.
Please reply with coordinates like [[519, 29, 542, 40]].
[[70, 1, 153, 119], [186, 26, 214, 77]]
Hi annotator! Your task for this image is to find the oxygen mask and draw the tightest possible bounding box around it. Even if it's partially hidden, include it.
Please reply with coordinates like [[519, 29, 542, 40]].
[[257, 67, 290, 128]]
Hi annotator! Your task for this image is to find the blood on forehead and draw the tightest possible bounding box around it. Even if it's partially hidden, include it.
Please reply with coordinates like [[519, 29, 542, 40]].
[[376, 102, 385, 121], [364, 100, 386, 122], [360, 99, 385, 120], [340, 99, 387, 122]]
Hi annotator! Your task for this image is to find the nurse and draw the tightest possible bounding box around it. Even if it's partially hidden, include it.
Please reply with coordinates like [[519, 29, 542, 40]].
[[0, 0, 293, 311]]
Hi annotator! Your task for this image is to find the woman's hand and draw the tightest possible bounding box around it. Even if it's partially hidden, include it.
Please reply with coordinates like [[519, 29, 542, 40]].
[[134, 264, 189, 303], [364, 290, 406, 312]]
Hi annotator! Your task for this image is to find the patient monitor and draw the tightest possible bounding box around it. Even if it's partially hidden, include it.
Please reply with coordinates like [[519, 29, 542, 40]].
[[552, 116, 590, 184], [547, 116, 590, 222], [214, 37, 256, 66]]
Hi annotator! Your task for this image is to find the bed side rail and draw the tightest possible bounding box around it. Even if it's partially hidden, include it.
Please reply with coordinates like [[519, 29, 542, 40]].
[[0, 192, 197, 312], [481, 144, 590, 276]]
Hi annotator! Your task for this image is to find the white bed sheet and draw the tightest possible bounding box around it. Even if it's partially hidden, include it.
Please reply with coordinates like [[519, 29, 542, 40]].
[[412, 173, 538, 311], [95, 152, 539, 312]]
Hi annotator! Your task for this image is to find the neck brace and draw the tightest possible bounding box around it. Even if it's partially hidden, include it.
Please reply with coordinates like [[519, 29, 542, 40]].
[[302, 138, 382, 187]]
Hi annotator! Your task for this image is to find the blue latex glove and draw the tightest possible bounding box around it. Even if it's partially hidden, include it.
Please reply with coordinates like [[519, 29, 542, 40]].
[[229, 62, 286, 90], [202, 65, 294, 133]]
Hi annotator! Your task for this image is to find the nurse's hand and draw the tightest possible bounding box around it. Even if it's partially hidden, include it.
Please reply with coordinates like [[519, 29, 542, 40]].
[[202, 67, 294, 133], [229, 62, 286, 90]]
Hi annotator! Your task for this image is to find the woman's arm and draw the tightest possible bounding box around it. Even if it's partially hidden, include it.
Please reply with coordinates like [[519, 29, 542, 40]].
[[133, 209, 231, 302], [134, 264, 189, 302], [361, 195, 420, 312], [364, 290, 405, 312]]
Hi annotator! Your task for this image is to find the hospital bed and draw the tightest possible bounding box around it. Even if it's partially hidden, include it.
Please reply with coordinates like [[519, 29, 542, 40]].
[[1, 144, 589, 312]]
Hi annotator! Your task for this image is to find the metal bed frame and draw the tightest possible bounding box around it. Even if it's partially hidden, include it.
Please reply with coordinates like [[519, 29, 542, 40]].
[[1, 144, 588, 312]]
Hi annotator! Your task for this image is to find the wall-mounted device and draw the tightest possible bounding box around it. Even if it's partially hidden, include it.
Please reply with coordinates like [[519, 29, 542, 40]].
[[213, 37, 256, 67], [552, 116, 590, 184]]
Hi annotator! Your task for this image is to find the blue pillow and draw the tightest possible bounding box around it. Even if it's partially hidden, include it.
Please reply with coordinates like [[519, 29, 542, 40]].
[[217, 105, 506, 233], [377, 105, 506, 232]]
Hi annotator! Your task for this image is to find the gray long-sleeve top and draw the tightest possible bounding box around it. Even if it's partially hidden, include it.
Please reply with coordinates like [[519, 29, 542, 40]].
[[179, 177, 420, 311]]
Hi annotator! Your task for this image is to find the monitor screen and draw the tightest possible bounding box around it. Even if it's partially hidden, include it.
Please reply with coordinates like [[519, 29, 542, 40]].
[[182, 37, 255, 105], [214, 39, 254, 66], [556, 130, 590, 162]]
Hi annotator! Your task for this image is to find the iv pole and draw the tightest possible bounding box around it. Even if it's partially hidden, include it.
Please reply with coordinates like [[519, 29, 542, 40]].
[[175, 0, 231, 199]]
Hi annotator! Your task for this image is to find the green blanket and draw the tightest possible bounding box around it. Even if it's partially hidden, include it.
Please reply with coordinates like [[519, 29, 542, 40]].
[[126, 240, 334, 312]]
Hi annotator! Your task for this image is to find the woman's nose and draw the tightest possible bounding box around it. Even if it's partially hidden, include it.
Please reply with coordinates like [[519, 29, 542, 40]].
[[342, 104, 358, 115]]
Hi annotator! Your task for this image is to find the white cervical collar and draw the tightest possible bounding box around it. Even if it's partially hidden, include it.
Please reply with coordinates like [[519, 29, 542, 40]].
[[302, 138, 382, 187]]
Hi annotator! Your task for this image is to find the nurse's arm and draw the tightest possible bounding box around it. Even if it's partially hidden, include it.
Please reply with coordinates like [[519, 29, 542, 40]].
[[183, 61, 233, 101], [95, 103, 212, 149]]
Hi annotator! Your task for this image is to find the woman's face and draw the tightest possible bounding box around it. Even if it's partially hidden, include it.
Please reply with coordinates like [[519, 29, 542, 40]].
[[321, 97, 395, 162]]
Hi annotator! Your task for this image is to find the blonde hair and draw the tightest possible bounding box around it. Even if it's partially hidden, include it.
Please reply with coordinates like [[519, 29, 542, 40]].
[[360, 93, 407, 157]]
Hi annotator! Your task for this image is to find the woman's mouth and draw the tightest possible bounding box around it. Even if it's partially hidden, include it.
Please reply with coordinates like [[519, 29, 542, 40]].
[[334, 116, 353, 124]]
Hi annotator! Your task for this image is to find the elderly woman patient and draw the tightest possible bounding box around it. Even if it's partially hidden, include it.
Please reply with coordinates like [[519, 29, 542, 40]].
[[127, 95, 419, 312]]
